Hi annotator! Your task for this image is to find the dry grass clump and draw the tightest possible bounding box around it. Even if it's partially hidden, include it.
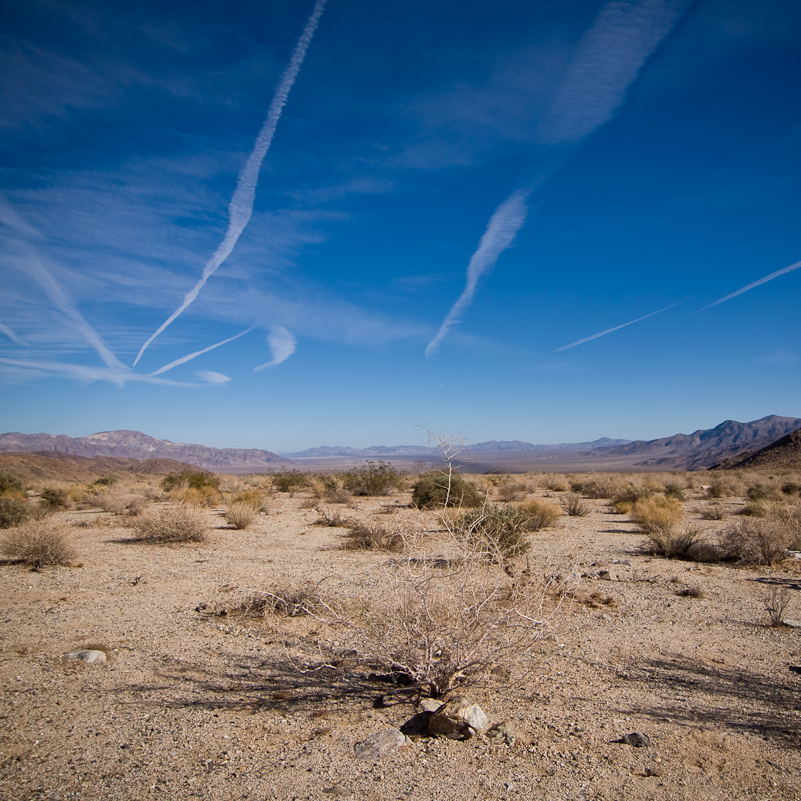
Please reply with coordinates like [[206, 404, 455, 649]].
[[538, 473, 569, 492], [496, 480, 528, 502], [134, 504, 208, 543], [172, 486, 220, 507], [88, 490, 148, 517], [706, 475, 746, 498], [224, 502, 262, 530], [562, 493, 590, 517], [573, 473, 628, 499], [210, 582, 326, 619], [518, 498, 562, 531], [342, 520, 404, 552], [701, 503, 727, 520], [230, 488, 269, 510], [0, 518, 77, 569], [629, 496, 698, 557], [307, 475, 352, 504], [315, 507, 351, 527]]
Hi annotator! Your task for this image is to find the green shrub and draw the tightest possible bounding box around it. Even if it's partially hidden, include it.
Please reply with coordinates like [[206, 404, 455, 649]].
[[343, 460, 404, 496], [455, 504, 531, 560], [134, 504, 208, 543], [0, 496, 30, 529], [412, 470, 483, 509], [664, 483, 686, 501], [271, 468, 306, 493], [40, 486, 70, 510], [0, 518, 77, 568], [161, 470, 220, 492], [0, 469, 25, 495], [518, 498, 562, 530]]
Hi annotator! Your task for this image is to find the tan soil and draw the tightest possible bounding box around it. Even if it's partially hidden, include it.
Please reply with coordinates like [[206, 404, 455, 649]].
[[2, 487, 801, 800]]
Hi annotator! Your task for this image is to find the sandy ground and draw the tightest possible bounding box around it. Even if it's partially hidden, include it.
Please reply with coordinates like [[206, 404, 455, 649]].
[[1, 487, 800, 800]]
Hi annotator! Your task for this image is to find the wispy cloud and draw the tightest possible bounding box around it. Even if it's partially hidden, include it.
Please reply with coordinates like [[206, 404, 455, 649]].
[[0, 322, 25, 345], [425, 188, 530, 356], [555, 301, 680, 351], [133, 0, 328, 366], [197, 370, 232, 384], [703, 259, 801, 309], [254, 326, 297, 371], [537, 0, 687, 144], [427, 0, 687, 354], [149, 327, 254, 376]]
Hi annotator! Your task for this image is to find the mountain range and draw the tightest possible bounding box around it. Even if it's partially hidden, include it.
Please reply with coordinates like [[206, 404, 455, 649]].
[[1, 415, 799, 472]]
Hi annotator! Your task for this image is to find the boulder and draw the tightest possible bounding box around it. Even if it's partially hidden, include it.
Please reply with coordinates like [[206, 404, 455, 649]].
[[428, 696, 488, 740]]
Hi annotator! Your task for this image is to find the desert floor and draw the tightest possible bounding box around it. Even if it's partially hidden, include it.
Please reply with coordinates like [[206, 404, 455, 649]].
[[1, 482, 800, 800]]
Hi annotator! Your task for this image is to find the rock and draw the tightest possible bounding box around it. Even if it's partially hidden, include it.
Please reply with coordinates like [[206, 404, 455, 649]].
[[782, 619, 801, 629], [64, 649, 107, 664], [354, 728, 410, 760], [486, 720, 517, 745], [323, 785, 354, 797], [417, 698, 444, 713], [428, 696, 488, 740], [598, 569, 620, 581], [618, 731, 650, 747]]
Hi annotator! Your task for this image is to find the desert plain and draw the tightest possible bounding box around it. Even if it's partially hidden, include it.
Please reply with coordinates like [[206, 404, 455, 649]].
[[1, 465, 801, 801]]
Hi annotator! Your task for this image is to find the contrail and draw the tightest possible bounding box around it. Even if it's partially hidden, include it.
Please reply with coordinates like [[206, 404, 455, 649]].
[[149, 327, 254, 376], [254, 326, 297, 370], [703, 259, 801, 310], [555, 301, 680, 351], [133, 0, 328, 367], [0, 322, 25, 345], [425, 189, 530, 356], [427, 0, 688, 355]]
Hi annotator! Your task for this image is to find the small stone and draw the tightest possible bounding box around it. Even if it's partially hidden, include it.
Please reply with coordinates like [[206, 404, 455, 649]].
[[323, 785, 353, 797], [599, 569, 620, 581], [619, 731, 650, 747], [64, 649, 107, 664], [417, 698, 444, 713], [782, 619, 801, 629], [486, 721, 517, 746], [354, 728, 410, 760], [429, 696, 488, 740]]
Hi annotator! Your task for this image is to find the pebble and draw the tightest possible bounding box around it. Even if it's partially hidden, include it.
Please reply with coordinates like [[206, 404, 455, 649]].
[[64, 649, 107, 664]]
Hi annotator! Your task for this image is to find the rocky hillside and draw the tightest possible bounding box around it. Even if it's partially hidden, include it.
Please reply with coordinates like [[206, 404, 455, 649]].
[[711, 428, 801, 470], [0, 430, 285, 472], [595, 415, 801, 470]]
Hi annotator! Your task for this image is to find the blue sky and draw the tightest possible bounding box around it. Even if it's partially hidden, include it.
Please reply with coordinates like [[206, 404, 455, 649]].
[[1, 0, 799, 452]]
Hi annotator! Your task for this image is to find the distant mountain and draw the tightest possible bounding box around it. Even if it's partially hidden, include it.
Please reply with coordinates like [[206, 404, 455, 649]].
[[0, 430, 286, 471], [595, 415, 801, 470], [711, 428, 801, 470], [283, 437, 630, 459]]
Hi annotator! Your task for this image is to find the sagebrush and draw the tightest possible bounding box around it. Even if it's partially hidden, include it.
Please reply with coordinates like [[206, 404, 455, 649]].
[[134, 504, 208, 543], [0, 518, 77, 568]]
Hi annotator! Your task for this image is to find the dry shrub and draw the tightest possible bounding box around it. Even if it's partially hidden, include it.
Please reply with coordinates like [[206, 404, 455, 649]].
[[89, 490, 148, 517], [675, 585, 705, 599], [134, 504, 208, 543], [722, 508, 799, 566], [0, 496, 31, 529], [210, 581, 325, 618], [701, 503, 727, 520], [630, 496, 695, 557], [497, 481, 527, 502], [342, 520, 403, 552], [0, 518, 77, 568], [173, 486, 220, 507], [562, 494, 590, 517], [577, 474, 628, 500], [706, 475, 746, 498], [538, 473, 568, 492], [224, 502, 261, 530], [518, 498, 562, 531], [230, 488, 268, 510], [454, 505, 531, 560], [315, 507, 351, 527], [341, 553, 548, 697], [412, 470, 483, 509], [739, 499, 774, 518], [763, 585, 791, 627]]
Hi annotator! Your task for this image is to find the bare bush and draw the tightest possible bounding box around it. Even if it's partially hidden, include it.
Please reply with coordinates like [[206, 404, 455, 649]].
[[134, 504, 208, 543], [497, 481, 527, 502], [342, 520, 403, 552], [722, 512, 796, 566], [701, 503, 726, 520], [1, 518, 77, 568], [224, 502, 261, 530], [562, 493, 590, 517], [538, 473, 568, 492], [763, 585, 791, 627], [630, 496, 693, 557], [210, 581, 327, 618], [315, 507, 351, 527], [518, 498, 562, 531]]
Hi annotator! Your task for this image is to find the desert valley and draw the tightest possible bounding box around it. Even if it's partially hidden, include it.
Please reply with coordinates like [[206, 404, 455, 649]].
[[1, 417, 801, 800]]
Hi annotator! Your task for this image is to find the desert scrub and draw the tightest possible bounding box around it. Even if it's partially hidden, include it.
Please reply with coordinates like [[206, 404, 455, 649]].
[[134, 504, 208, 543], [0, 495, 31, 529], [538, 473, 569, 492], [172, 486, 220, 507], [271, 468, 306, 493], [630, 496, 694, 557], [0, 518, 77, 569], [562, 493, 590, 517], [518, 498, 562, 531], [161, 470, 220, 492], [224, 502, 262, 530], [723, 508, 800, 565], [454, 504, 531, 560], [343, 460, 404, 496], [412, 470, 483, 509], [342, 520, 403, 552]]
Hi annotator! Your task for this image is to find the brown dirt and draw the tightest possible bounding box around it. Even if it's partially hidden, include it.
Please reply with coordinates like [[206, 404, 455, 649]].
[[2, 485, 801, 800]]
